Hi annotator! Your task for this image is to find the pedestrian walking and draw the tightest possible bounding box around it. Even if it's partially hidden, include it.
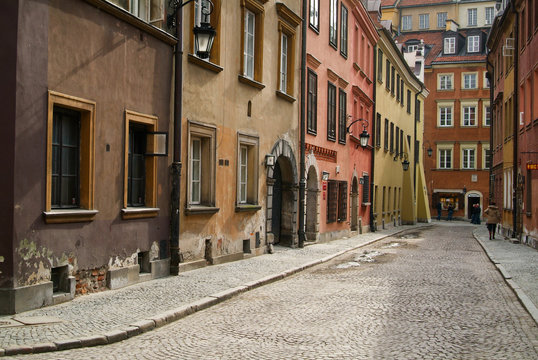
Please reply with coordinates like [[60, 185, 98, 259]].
[[436, 201, 442, 221], [484, 202, 501, 240], [447, 204, 454, 221], [476, 203, 481, 225]]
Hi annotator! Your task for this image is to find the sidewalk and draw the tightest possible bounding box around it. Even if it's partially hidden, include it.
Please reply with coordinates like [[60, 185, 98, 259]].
[[0, 224, 423, 357], [472, 224, 538, 325]]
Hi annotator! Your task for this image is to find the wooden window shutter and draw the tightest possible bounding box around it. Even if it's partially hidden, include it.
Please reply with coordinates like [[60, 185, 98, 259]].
[[327, 180, 338, 223], [338, 181, 348, 222]]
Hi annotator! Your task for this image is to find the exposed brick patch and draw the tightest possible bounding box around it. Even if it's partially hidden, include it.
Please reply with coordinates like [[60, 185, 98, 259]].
[[74, 267, 107, 295]]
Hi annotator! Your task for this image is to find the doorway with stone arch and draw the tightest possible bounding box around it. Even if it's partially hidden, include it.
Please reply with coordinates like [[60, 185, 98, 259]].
[[306, 166, 319, 241], [351, 176, 359, 231]]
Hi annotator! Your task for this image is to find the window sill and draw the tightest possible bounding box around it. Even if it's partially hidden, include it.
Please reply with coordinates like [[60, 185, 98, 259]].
[[362, 202, 371, 206], [43, 209, 99, 224], [238, 75, 265, 90], [185, 205, 220, 215], [188, 54, 223, 73], [121, 207, 159, 219], [235, 204, 262, 212], [275, 90, 296, 103]]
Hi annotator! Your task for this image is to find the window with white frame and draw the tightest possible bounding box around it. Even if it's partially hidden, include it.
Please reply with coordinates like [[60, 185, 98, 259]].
[[110, 0, 164, 27], [279, 33, 288, 92], [484, 104, 491, 127], [237, 133, 259, 207], [419, 14, 429, 29], [437, 12, 447, 28], [483, 146, 491, 169], [463, 73, 477, 89], [187, 121, 217, 211], [468, 8, 477, 26], [444, 37, 455, 54], [276, 6, 300, 97], [240, 0, 265, 85], [243, 10, 255, 79], [438, 148, 453, 169], [485, 7, 494, 25], [402, 15, 412, 31], [438, 74, 453, 90], [309, 0, 319, 30], [483, 72, 490, 88], [462, 105, 477, 126], [340, 4, 348, 57], [329, 0, 338, 48], [438, 105, 453, 127], [462, 148, 476, 169], [407, 44, 418, 53], [467, 35, 480, 53]]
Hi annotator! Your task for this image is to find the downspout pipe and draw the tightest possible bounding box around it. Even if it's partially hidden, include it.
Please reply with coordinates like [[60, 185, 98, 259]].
[[512, 3, 519, 238], [298, 0, 307, 247], [370, 45, 377, 232], [414, 84, 425, 203], [170, 4, 184, 275], [486, 56, 494, 202]]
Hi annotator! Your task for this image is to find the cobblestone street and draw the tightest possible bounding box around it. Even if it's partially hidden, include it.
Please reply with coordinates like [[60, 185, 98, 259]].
[[12, 224, 538, 359]]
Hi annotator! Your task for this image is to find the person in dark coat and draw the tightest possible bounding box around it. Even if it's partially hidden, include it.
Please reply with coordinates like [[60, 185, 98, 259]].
[[436, 201, 442, 220], [475, 204, 481, 225], [447, 204, 454, 221]]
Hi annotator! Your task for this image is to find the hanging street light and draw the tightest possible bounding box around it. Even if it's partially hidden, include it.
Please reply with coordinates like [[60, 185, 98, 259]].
[[346, 117, 370, 149]]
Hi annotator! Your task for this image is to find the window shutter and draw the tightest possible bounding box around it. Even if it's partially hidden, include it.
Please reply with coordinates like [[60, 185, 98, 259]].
[[338, 181, 348, 222], [327, 180, 338, 223], [362, 175, 370, 203]]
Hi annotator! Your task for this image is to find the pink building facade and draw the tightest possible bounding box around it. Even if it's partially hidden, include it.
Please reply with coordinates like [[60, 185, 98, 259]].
[[305, 0, 378, 242]]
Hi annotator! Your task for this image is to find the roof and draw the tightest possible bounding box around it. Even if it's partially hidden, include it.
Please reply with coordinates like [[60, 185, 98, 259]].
[[396, 29, 488, 66], [380, 0, 399, 7], [398, 0, 454, 6]]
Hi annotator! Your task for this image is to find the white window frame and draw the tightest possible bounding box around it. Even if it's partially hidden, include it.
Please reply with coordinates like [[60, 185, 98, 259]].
[[329, 0, 338, 47], [482, 144, 491, 169], [467, 35, 480, 53], [463, 72, 478, 89], [485, 7, 494, 25], [462, 104, 477, 126], [402, 15, 412, 31], [438, 145, 453, 169], [483, 102, 491, 127], [483, 72, 490, 88], [190, 138, 202, 205], [438, 105, 453, 127], [437, 12, 447, 28], [309, 0, 319, 30], [419, 14, 429, 29], [444, 37, 455, 54], [468, 8, 477, 26], [407, 44, 418, 53], [243, 9, 256, 79], [461, 146, 476, 170], [236, 133, 259, 207], [239, 145, 248, 204], [438, 73, 453, 90], [280, 33, 288, 92]]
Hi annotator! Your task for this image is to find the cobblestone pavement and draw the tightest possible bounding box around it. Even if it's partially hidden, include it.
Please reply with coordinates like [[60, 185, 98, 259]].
[[12, 224, 538, 359]]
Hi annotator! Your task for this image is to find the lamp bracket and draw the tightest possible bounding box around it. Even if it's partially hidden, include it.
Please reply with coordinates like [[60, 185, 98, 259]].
[[168, 0, 214, 29]]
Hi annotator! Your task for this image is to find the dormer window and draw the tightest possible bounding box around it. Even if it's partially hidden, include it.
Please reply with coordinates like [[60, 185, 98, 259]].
[[444, 37, 455, 54], [467, 35, 480, 53]]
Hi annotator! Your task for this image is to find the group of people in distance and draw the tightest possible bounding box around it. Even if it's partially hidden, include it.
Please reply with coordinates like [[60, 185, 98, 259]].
[[436, 200, 501, 240]]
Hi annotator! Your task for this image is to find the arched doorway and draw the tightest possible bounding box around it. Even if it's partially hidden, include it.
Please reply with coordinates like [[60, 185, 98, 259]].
[[306, 166, 318, 241], [351, 177, 359, 231], [466, 191, 482, 219]]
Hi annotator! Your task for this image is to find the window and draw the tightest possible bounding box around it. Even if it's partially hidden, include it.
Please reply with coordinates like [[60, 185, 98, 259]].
[[277, 5, 300, 98], [419, 14, 429, 29], [237, 133, 259, 208], [240, 0, 264, 85], [444, 37, 455, 54], [340, 4, 348, 57], [279, 34, 288, 93], [45, 91, 96, 223], [407, 90, 411, 113], [484, 104, 491, 127], [438, 12, 447, 28], [362, 174, 370, 203], [467, 35, 480, 53], [338, 90, 347, 144], [402, 15, 412, 31], [375, 113, 381, 147], [390, 122, 394, 153], [327, 180, 347, 223], [484, 72, 490, 88], [191, 0, 221, 64], [395, 126, 400, 156], [439, 74, 453, 90], [329, 0, 338, 48], [307, 69, 318, 134], [391, 66, 395, 96], [485, 7, 494, 25], [462, 105, 477, 126], [400, 79, 404, 107], [406, 45, 418, 53], [109, 0, 164, 27], [468, 8, 477, 26], [483, 147, 491, 169], [377, 49, 383, 82], [123, 110, 160, 218], [463, 73, 477, 89], [396, 74, 400, 102], [187, 121, 217, 213], [399, 130, 404, 156], [438, 149, 452, 169], [385, 60, 390, 89], [309, 0, 319, 30], [462, 148, 476, 169], [327, 82, 337, 141], [384, 118, 389, 151], [439, 106, 453, 127]]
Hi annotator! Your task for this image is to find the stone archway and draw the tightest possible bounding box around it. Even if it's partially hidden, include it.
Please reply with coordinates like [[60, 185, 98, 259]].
[[306, 166, 319, 241], [465, 190, 483, 220], [266, 139, 298, 247]]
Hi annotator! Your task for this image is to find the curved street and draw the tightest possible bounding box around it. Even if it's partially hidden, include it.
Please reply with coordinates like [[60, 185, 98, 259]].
[[13, 224, 538, 359]]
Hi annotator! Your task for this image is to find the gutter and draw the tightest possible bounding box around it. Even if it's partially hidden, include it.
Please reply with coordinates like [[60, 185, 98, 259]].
[[298, 0, 307, 247], [486, 54, 494, 203], [370, 45, 377, 232], [512, 3, 519, 238]]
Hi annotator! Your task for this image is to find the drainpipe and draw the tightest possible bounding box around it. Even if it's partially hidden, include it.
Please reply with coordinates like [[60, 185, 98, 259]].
[[486, 56, 494, 202], [512, 3, 519, 238], [370, 45, 377, 232], [297, 0, 307, 248], [414, 84, 425, 206], [170, 4, 184, 275]]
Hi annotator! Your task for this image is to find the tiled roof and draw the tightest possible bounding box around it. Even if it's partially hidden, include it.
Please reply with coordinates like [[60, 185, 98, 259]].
[[396, 29, 488, 66], [380, 0, 399, 7], [399, 0, 454, 6]]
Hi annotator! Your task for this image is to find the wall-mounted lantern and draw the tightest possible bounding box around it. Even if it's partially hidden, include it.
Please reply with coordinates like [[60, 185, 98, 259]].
[[396, 152, 410, 171], [322, 171, 330, 181], [346, 117, 370, 148], [424, 140, 433, 157]]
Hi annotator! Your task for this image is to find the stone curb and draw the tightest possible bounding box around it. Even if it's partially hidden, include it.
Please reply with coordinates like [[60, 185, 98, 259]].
[[472, 228, 538, 326], [0, 227, 414, 357]]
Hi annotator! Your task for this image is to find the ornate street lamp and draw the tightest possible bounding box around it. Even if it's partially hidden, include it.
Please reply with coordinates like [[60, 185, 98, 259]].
[[396, 152, 410, 171], [346, 117, 370, 148]]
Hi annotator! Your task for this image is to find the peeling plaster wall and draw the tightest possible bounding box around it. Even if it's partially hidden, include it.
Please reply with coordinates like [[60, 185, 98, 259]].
[[10, 0, 172, 290]]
